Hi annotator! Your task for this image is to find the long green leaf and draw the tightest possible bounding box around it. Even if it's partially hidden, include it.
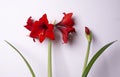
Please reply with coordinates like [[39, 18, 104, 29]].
[[82, 40, 116, 77], [5, 40, 36, 77]]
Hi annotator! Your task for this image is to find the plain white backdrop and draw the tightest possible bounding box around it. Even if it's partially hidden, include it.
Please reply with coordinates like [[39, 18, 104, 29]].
[[0, 0, 120, 77]]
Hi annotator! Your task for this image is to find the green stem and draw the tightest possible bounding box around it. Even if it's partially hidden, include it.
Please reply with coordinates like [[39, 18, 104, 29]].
[[48, 40, 52, 77], [82, 41, 91, 76]]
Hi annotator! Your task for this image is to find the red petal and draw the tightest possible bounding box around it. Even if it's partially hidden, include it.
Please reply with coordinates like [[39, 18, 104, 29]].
[[59, 28, 68, 43], [46, 24, 55, 40], [59, 27, 75, 43], [59, 12, 74, 27], [46, 30, 55, 40], [48, 24, 54, 30], [29, 21, 40, 38], [24, 16, 34, 31], [38, 30, 46, 43], [39, 14, 48, 25], [62, 13, 73, 23], [29, 29, 39, 38]]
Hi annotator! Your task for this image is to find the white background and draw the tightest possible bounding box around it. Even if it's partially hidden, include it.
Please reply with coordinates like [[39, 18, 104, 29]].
[[0, 0, 120, 77]]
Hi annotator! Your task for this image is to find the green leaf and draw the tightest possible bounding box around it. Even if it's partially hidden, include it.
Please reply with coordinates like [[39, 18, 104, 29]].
[[82, 40, 117, 77], [5, 40, 36, 77]]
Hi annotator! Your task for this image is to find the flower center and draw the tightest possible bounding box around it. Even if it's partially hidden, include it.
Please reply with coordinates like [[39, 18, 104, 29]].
[[40, 24, 48, 29]]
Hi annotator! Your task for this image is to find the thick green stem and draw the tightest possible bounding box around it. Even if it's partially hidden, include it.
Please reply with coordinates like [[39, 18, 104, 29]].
[[82, 41, 91, 76], [48, 40, 52, 77]]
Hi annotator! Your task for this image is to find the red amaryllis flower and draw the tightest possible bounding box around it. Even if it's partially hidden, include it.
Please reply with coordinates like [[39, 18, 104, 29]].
[[24, 14, 55, 43], [56, 12, 75, 43]]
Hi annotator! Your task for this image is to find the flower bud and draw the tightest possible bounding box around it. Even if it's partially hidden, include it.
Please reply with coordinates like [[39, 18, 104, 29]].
[[85, 27, 92, 42], [85, 27, 90, 35]]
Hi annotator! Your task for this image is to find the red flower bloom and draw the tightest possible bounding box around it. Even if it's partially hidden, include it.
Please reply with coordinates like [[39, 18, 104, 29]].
[[24, 14, 55, 43], [56, 12, 75, 43]]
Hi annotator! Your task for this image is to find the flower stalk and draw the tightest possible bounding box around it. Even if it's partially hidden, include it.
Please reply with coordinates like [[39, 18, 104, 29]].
[[82, 27, 92, 75], [48, 39, 52, 77], [82, 41, 91, 75]]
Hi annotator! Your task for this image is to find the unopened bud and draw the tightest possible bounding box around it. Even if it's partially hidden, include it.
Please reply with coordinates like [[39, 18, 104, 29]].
[[85, 27, 90, 35], [85, 26, 92, 42]]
